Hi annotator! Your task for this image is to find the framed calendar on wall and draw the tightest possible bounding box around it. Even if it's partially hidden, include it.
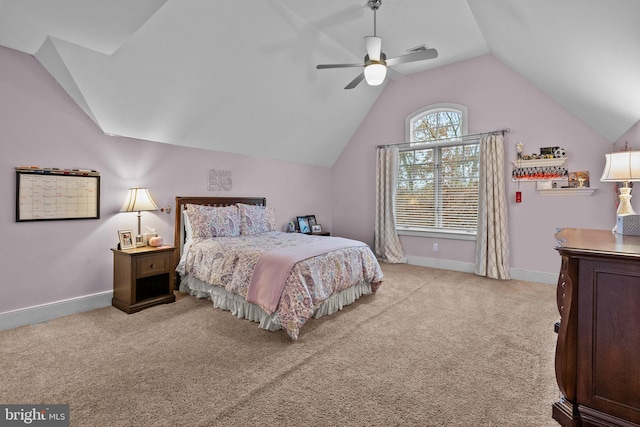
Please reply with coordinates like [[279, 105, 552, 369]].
[[15, 167, 100, 222]]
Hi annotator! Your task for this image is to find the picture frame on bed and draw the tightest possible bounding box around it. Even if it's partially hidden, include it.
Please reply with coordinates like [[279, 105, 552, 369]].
[[297, 216, 311, 234], [118, 229, 136, 250]]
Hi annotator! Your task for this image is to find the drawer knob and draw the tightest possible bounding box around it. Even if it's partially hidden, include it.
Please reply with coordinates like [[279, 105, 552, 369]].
[[150, 263, 156, 269]]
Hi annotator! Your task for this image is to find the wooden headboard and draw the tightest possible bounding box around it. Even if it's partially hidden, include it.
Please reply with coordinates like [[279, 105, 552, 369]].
[[173, 196, 266, 290]]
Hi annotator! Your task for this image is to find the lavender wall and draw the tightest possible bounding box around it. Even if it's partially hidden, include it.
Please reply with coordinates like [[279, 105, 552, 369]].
[[0, 46, 332, 315], [616, 119, 640, 148], [332, 54, 617, 280]]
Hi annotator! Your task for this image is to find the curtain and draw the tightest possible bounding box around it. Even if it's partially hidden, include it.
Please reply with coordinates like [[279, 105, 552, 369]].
[[375, 146, 406, 263], [475, 133, 510, 279]]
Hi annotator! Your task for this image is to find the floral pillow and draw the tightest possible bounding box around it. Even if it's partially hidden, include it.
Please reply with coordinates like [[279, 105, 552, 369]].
[[237, 203, 276, 235], [184, 204, 240, 238]]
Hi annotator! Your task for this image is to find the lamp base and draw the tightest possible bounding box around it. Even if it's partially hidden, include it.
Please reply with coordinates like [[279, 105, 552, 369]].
[[135, 211, 145, 246], [617, 187, 636, 216]]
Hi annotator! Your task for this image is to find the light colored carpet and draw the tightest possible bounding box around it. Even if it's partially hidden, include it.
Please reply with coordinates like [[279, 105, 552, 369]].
[[0, 263, 560, 426]]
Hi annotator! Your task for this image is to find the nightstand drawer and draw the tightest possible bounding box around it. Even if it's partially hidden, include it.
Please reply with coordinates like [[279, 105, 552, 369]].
[[137, 253, 169, 278]]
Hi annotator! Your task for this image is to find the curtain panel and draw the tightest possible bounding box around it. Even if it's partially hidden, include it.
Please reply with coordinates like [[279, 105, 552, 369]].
[[375, 146, 406, 263], [475, 133, 510, 279]]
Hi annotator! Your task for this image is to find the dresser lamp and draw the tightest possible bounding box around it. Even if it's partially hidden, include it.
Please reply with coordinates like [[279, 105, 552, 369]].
[[121, 188, 159, 247], [600, 151, 640, 216]]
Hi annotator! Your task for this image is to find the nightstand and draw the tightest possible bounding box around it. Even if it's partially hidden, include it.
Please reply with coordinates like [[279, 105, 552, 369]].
[[111, 245, 176, 313]]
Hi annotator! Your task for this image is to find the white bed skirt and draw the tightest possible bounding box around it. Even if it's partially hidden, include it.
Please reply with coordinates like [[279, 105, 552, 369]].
[[179, 275, 373, 332]]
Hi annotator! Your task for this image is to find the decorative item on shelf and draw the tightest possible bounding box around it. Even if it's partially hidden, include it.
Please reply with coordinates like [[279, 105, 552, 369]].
[[516, 142, 524, 160], [600, 151, 640, 217], [569, 171, 590, 188], [553, 147, 567, 158], [121, 188, 159, 247], [512, 166, 568, 180]]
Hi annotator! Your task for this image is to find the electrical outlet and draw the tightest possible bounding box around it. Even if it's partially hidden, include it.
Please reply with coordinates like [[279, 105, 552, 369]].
[[433, 243, 438, 252]]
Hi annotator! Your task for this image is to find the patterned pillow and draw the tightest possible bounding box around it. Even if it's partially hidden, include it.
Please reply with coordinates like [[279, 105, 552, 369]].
[[237, 203, 276, 235], [184, 204, 240, 238]]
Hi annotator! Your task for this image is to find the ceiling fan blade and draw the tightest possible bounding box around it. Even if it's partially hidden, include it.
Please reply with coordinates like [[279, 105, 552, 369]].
[[365, 36, 382, 61], [386, 48, 438, 67], [345, 72, 365, 89], [317, 63, 364, 69]]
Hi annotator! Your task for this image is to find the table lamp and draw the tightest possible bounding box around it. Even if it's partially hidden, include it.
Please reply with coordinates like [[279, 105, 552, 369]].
[[600, 151, 640, 216], [121, 188, 159, 246]]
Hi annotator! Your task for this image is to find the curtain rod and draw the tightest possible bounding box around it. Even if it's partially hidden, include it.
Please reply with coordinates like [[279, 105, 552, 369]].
[[375, 128, 510, 148]]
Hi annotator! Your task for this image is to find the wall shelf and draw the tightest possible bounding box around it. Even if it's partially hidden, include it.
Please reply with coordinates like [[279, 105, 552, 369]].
[[536, 187, 597, 196], [512, 158, 567, 168]]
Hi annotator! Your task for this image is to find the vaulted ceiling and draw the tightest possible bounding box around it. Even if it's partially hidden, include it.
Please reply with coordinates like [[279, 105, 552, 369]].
[[1, 0, 639, 167]]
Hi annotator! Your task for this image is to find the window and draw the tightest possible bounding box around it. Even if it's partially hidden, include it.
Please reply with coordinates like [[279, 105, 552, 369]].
[[396, 104, 478, 236]]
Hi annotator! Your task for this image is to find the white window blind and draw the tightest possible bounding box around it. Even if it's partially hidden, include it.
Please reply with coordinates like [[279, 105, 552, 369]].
[[397, 105, 479, 234]]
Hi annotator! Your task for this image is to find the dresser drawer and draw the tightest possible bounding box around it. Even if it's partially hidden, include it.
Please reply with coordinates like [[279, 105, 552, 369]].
[[136, 253, 169, 278]]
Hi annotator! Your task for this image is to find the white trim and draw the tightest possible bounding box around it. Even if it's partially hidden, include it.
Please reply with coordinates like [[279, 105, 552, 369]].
[[405, 255, 557, 285], [0, 291, 113, 331], [509, 268, 558, 285], [398, 228, 476, 241], [406, 255, 476, 273]]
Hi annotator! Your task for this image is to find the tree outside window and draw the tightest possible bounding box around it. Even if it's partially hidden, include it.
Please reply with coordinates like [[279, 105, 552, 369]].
[[397, 104, 478, 234]]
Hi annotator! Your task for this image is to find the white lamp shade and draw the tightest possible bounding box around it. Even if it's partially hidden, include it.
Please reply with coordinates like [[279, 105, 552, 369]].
[[600, 151, 640, 182], [121, 188, 159, 212], [364, 63, 387, 86]]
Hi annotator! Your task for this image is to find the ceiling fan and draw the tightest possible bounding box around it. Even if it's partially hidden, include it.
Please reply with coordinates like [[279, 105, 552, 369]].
[[316, 0, 438, 89]]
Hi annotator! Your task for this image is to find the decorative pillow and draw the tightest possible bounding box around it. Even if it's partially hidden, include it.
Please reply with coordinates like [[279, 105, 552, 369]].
[[237, 203, 276, 235], [184, 204, 240, 238]]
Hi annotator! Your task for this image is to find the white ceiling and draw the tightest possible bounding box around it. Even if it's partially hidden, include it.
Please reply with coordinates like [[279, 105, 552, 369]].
[[1, 0, 639, 167]]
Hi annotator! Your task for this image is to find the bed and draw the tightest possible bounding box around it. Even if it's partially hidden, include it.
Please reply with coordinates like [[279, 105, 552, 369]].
[[173, 196, 383, 340]]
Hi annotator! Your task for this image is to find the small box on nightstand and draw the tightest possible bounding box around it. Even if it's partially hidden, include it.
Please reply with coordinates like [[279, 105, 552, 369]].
[[617, 215, 640, 235]]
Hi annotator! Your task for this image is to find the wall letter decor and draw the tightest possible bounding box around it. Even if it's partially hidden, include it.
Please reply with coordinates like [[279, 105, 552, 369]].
[[208, 169, 232, 192]]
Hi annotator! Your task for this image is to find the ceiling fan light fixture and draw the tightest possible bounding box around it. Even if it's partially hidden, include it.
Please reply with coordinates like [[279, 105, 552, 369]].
[[364, 62, 387, 86]]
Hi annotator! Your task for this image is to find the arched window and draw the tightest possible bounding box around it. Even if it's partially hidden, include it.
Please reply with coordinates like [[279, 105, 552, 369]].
[[406, 103, 468, 142], [397, 104, 478, 236]]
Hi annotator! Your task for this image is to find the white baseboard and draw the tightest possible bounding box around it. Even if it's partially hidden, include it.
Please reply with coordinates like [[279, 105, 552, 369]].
[[405, 255, 476, 274], [0, 291, 113, 332], [405, 255, 557, 285], [508, 268, 558, 285]]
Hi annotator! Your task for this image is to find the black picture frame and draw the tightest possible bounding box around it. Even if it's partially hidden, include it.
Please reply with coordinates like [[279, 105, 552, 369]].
[[306, 215, 317, 227], [15, 169, 100, 222], [297, 216, 311, 234]]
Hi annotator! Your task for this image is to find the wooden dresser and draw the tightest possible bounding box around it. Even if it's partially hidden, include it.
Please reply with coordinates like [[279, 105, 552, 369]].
[[554, 228, 640, 426]]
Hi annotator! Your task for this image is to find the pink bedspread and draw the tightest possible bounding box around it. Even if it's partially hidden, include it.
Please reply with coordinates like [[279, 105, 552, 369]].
[[247, 237, 367, 314]]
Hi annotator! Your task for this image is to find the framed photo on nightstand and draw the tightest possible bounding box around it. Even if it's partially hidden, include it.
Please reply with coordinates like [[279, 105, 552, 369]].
[[312, 224, 322, 233], [297, 216, 311, 234], [118, 229, 135, 250]]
